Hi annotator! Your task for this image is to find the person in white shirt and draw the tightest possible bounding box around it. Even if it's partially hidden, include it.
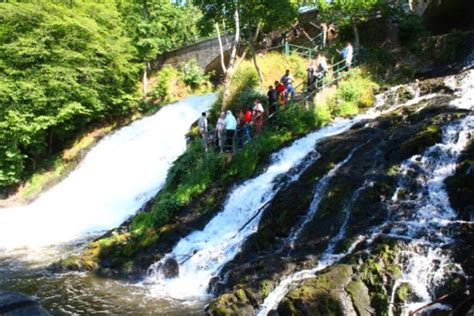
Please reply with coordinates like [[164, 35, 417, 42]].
[[224, 110, 237, 153], [198, 112, 208, 151], [252, 99, 265, 134], [215, 112, 226, 153], [340, 42, 353, 68]]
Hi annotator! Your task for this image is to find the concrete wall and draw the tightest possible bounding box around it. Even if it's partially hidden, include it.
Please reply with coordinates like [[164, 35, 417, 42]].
[[153, 35, 234, 71]]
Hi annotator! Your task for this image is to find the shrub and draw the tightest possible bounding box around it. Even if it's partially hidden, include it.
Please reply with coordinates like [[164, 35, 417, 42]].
[[148, 66, 180, 103], [148, 61, 212, 105], [180, 59, 210, 89]]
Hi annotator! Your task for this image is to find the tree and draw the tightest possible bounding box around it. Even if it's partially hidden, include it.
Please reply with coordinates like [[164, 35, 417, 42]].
[[193, 0, 298, 107], [316, 0, 384, 50], [0, 1, 138, 188], [116, 0, 204, 94]]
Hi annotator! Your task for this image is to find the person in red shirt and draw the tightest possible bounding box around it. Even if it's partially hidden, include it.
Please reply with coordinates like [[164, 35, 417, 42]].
[[243, 107, 252, 143], [275, 80, 286, 111]]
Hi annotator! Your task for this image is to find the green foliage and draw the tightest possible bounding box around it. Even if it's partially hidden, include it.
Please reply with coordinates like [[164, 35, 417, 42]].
[[180, 59, 211, 88], [337, 69, 377, 107], [398, 13, 428, 44], [193, 0, 298, 38], [314, 68, 378, 119], [148, 61, 212, 104], [116, 0, 204, 62], [149, 66, 180, 103], [0, 1, 138, 188], [316, 0, 385, 27]]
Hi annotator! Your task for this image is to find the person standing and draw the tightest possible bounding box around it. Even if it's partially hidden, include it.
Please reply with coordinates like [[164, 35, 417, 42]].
[[319, 22, 328, 47], [215, 112, 226, 153], [275, 80, 286, 111], [253, 99, 265, 134], [244, 107, 252, 143], [316, 53, 328, 88], [267, 85, 278, 116], [236, 110, 246, 149], [340, 42, 354, 69], [280, 69, 295, 103], [307, 60, 316, 92], [224, 110, 237, 153], [198, 112, 208, 151]]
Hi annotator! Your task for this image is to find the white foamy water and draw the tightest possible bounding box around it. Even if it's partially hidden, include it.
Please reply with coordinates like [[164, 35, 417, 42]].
[[278, 147, 360, 253], [144, 107, 390, 300], [0, 94, 214, 252], [386, 71, 474, 315]]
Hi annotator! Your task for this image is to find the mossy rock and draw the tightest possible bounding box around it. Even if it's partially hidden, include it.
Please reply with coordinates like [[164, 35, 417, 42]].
[[206, 290, 255, 316], [347, 278, 372, 316], [276, 265, 354, 316], [388, 124, 442, 161]]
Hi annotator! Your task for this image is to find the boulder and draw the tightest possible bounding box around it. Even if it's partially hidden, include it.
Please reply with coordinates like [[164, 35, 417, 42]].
[[161, 257, 179, 278], [0, 291, 50, 316]]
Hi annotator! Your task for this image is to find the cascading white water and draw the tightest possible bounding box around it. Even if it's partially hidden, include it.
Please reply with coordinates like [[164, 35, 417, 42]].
[[257, 182, 372, 316], [144, 105, 393, 301], [386, 70, 474, 315], [0, 95, 214, 256], [258, 70, 474, 315]]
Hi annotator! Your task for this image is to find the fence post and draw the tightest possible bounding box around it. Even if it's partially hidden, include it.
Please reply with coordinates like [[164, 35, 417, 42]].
[[284, 41, 289, 57]]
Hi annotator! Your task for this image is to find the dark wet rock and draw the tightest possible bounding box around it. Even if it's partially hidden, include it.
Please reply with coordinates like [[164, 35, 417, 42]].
[[446, 139, 474, 221], [161, 257, 179, 278], [0, 291, 50, 316]]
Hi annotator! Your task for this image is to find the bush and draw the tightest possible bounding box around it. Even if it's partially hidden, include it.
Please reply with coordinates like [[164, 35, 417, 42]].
[[148, 61, 212, 105], [148, 66, 180, 103], [334, 69, 377, 116], [180, 59, 211, 89]]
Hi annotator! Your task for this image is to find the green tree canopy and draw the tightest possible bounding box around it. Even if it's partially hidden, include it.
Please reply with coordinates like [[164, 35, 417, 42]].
[[316, 0, 385, 48], [0, 1, 139, 188]]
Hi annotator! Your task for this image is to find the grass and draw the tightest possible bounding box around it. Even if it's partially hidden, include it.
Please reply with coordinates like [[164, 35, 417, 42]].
[[210, 52, 309, 119]]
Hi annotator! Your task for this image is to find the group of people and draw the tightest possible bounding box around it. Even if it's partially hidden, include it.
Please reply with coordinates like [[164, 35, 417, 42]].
[[267, 69, 298, 116], [306, 42, 354, 92], [198, 42, 354, 153], [197, 99, 266, 153]]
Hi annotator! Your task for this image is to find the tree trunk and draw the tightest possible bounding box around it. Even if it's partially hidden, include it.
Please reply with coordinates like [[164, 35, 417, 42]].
[[249, 24, 263, 86], [352, 23, 360, 51], [142, 63, 148, 95], [220, 5, 241, 109], [142, 0, 149, 96]]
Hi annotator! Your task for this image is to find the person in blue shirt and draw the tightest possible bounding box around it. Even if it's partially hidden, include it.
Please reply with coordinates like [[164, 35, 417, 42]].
[[280, 69, 295, 103]]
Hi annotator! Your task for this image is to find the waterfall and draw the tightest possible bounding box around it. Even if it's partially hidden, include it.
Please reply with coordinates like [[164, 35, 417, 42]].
[[386, 71, 474, 315], [257, 70, 474, 315], [0, 95, 214, 257], [144, 108, 389, 301]]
